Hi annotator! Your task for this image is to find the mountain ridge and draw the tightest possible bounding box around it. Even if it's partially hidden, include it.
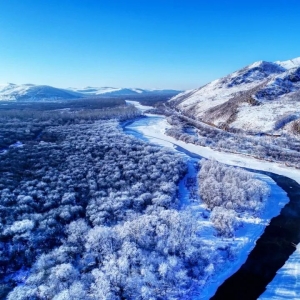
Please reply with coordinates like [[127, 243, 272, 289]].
[[169, 57, 300, 134], [0, 83, 182, 101], [67, 86, 181, 97]]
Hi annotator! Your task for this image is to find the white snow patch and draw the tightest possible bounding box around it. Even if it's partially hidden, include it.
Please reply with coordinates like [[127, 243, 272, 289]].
[[9, 141, 23, 148], [125, 100, 153, 113], [276, 57, 300, 70], [232, 98, 299, 132]]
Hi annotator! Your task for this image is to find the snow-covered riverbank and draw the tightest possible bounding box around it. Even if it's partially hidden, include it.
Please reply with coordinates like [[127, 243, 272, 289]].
[[123, 101, 295, 299], [124, 102, 300, 185], [260, 244, 300, 299]]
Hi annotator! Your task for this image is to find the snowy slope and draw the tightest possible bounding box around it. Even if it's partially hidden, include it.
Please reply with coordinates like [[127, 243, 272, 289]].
[[276, 57, 300, 70], [0, 83, 82, 101], [68, 86, 144, 96], [68, 86, 181, 97], [169, 57, 300, 134]]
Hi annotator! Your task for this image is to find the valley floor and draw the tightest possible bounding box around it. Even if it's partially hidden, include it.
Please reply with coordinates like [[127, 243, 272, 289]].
[[124, 103, 298, 299], [1, 99, 298, 299], [124, 104, 300, 184]]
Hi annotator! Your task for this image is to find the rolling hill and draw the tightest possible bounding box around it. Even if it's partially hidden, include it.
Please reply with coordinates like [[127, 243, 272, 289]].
[[169, 58, 300, 134], [0, 83, 181, 101]]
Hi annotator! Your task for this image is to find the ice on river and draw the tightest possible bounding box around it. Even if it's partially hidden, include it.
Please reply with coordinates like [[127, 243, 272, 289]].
[[126, 100, 153, 113]]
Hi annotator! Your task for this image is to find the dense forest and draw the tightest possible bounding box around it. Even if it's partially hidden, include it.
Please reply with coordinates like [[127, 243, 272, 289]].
[[0, 100, 272, 299], [198, 159, 269, 237]]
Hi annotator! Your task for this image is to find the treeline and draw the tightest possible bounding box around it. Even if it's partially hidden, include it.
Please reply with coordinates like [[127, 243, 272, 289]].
[[0, 97, 126, 111], [0, 103, 140, 149]]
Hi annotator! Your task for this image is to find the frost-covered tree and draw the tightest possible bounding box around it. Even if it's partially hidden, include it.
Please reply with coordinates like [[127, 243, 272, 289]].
[[198, 159, 270, 236], [2, 115, 208, 299]]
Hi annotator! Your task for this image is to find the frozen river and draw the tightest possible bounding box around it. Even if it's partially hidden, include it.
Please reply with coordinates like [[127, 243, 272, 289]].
[[123, 101, 300, 299]]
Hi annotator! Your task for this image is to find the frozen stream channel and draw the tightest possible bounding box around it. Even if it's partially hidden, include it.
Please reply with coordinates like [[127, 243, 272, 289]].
[[123, 101, 300, 299]]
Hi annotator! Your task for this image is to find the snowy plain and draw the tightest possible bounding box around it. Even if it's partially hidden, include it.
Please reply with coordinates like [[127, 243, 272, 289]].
[[124, 101, 297, 299]]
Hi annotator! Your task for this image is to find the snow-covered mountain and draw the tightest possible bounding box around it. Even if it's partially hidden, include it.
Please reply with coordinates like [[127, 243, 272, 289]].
[[169, 57, 300, 133], [67, 86, 181, 97], [0, 83, 82, 101], [0, 83, 181, 101], [275, 57, 300, 70]]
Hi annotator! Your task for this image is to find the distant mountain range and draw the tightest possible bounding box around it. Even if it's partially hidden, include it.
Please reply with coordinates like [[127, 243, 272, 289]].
[[0, 83, 81, 101], [169, 57, 300, 134], [0, 83, 181, 101], [69, 86, 182, 97]]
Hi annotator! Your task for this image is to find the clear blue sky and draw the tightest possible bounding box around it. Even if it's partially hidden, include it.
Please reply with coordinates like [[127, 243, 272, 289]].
[[0, 0, 299, 90]]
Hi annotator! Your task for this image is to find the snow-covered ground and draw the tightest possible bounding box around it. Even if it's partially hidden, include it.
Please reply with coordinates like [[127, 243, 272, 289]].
[[67, 86, 181, 96], [125, 102, 300, 185], [197, 175, 287, 299], [259, 244, 300, 299], [172, 78, 263, 114], [124, 101, 295, 299], [0, 83, 81, 101], [276, 57, 300, 70], [231, 97, 300, 132], [169, 57, 300, 134], [125, 100, 153, 112]]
